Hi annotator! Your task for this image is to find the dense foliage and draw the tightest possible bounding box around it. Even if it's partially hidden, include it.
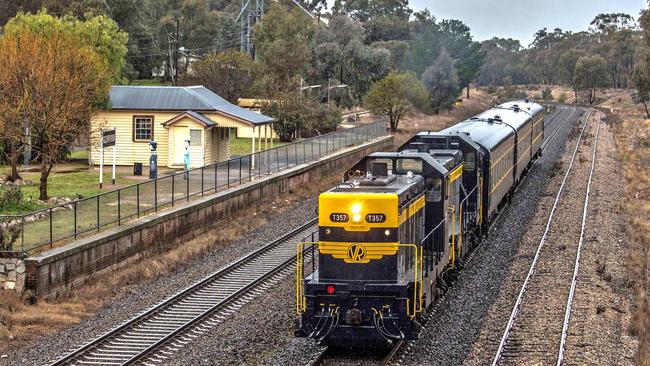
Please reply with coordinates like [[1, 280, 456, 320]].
[[363, 71, 427, 132], [0, 25, 111, 199], [476, 12, 645, 104]]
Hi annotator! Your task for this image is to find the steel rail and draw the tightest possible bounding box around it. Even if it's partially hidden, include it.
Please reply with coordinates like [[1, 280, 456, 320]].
[[491, 110, 593, 366], [556, 113, 601, 365], [50, 218, 318, 366], [542, 106, 577, 150]]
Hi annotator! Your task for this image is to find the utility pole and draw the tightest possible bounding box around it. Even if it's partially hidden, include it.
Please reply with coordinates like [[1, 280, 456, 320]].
[[172, 16, 181, 85], [237, 0, 264, 58]]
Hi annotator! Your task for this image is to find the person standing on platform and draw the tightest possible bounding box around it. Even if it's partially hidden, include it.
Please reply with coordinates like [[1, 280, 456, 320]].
[[183, 140, 190, 180]]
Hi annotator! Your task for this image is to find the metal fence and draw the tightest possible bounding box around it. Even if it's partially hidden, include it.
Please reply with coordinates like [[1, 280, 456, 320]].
[[0, 120, 387, 253]]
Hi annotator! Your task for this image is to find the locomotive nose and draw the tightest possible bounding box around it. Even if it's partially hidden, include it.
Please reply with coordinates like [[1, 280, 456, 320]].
[[345, 308, 363, 325]]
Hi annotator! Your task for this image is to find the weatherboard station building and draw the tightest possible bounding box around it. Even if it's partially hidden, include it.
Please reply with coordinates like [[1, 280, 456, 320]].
[[90, 85, 275, 168]]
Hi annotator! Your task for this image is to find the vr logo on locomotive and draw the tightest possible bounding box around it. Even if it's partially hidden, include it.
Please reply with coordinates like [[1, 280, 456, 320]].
[[346, 243, 367, 263]]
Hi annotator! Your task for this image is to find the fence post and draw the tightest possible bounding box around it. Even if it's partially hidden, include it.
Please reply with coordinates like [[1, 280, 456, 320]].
[[239, 157, 242, 184], [136, 184, 140, 217], [49, 208, 53, 248], [285, 145, 289, 168], [171, 174, 175, 207], [117, 190, 121, 225], [227, 160, 231, 188], [96, 195, 100, 230], [186, 170, 190, 201], [214, 163, 218, 192], [21, 214, 25, 252], [74, 201, 78, 239], [154, 178, 158, 212], [201, 166, 204, 196], [248, 155, 252, 181], [276, 148, 280, 172], [258, 152, 261, 178]]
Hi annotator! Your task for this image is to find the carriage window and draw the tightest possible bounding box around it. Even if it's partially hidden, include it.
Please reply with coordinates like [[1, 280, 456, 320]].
[[396, 158, 422, 174], [465, 152, 476, 171]]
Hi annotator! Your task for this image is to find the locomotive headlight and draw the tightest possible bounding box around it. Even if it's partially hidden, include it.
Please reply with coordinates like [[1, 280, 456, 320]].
[[351, 203, 362, 214], [352, 213, 362, 222]]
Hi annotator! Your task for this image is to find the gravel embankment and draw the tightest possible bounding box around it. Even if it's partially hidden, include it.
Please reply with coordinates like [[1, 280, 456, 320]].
[[396, 107, 583, 365], [459, 107, 596, 365], [8, 198, 317, 366], [562, 117, 638, 365]]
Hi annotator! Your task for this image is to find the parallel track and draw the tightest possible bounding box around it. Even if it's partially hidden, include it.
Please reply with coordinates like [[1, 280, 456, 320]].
[[491, 110, 599, 366], [50, 220, 319, 366]]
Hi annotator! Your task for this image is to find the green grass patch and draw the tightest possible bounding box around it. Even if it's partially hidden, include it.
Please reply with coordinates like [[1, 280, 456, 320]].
[[67, 149, 88, 160], [130, 79, 172, 86], [229, 130, 285, 156], [0, 167, 143, 214]]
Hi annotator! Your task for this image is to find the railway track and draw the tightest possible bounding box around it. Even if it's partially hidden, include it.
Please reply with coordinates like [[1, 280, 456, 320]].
[[491, 110, 600, 366], [49, 219, 319, 366]]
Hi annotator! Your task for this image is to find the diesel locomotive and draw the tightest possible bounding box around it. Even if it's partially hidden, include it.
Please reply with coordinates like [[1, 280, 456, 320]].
[[295, 100, 545, 347]]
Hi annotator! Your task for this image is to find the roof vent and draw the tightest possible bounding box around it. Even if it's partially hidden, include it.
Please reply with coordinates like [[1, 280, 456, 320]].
[[487, 118, 494, 124], [493, 115, 502, 121], [524, 98, 529, 103], [512, 104, 520, 112]]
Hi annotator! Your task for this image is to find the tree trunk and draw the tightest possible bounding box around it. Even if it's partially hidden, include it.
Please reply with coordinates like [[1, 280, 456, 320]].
[[39, 162, 53, 201], [643, 102, 650, 119], [589, 87, 595, 105], [389, 116, 397, 132], [466, 84, 470, 99], [8, 143, 21, 181], [573, 88, 578, 104]]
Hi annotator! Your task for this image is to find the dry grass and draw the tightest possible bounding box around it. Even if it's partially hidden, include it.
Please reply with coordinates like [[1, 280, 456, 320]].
[[0, 172, 343, 355], [604, 94, 649, 366], [393, 88, 495, 147]]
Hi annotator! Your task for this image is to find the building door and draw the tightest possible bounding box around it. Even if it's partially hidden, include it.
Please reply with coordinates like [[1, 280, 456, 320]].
[[173, 126, 189, 166]]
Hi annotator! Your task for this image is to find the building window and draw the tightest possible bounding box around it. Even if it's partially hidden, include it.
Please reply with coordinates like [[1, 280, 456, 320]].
[[190, 129, 203, 146], [133, 116, 154, 141]]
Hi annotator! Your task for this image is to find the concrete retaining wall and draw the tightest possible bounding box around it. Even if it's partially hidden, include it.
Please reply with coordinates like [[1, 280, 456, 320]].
[[24, 136, 393, 296]]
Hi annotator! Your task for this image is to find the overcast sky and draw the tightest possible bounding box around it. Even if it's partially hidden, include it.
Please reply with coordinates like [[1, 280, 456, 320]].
[[409, 0, 647, 46]]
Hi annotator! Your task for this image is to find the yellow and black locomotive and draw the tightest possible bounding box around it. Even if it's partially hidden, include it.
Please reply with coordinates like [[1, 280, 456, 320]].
[[295, 100, 545, 347]]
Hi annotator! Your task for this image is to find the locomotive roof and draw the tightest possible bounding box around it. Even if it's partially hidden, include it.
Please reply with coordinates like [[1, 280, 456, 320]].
[[332, 174, 423, 196], [499, 100, 544, 116], [474, 108, 531, 131], [440, 120, 514, 151]]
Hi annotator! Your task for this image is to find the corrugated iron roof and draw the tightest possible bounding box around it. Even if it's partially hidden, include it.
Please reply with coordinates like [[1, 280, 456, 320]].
[[109, 86, 274, 125]]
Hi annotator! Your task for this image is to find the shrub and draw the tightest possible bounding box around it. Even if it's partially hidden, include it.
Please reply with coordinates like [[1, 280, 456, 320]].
[[541, 87, 553, 101], [0, 186, 23, 211], [558, 92, 568, 103]]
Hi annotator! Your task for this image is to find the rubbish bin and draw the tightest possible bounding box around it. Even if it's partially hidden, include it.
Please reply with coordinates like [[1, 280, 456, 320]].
[[133, 162, 143, 176]]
